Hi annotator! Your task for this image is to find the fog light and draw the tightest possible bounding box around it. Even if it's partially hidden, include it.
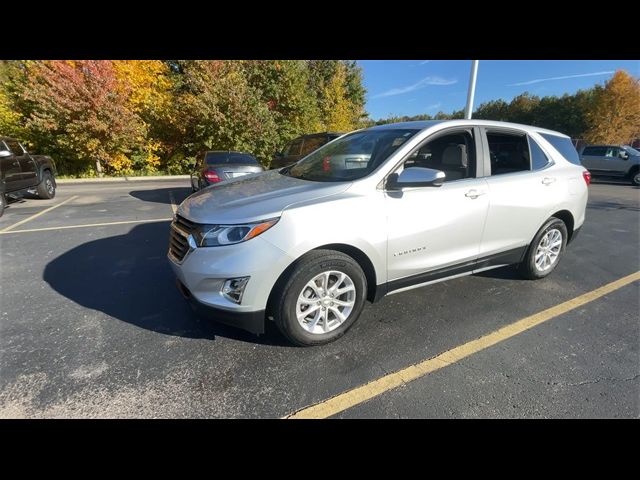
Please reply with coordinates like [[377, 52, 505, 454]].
[[221, 277, 250, 304]]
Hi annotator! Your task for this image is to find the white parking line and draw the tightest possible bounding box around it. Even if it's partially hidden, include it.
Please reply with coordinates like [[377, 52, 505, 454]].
[[0, 217, 172, 235], [0, 195, 79, 233]]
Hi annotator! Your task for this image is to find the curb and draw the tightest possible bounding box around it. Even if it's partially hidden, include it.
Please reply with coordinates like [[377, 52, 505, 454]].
[[56, 175, 190, 184]]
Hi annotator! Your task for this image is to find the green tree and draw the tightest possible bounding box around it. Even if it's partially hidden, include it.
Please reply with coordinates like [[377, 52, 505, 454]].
[[242, 60, 322, 151], [170, 61, 279, 165]]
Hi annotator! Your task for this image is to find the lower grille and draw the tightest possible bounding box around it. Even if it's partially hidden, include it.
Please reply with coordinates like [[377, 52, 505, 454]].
[[169, 215, 195, 262]]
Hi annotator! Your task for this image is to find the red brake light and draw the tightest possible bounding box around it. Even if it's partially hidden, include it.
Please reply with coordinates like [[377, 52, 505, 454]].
[[204, 169, 222, 183], [582, 170, 591, 186]]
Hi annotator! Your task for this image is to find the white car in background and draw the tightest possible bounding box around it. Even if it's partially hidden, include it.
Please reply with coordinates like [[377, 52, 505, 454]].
[[169, 120, 589, 346]]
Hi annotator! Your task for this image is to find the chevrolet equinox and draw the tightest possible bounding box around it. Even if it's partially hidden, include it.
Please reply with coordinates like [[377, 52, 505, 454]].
[[169, 120, 589, 346]]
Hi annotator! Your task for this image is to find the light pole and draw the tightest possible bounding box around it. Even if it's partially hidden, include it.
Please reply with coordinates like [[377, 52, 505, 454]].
[[464, 60, 479, 119]]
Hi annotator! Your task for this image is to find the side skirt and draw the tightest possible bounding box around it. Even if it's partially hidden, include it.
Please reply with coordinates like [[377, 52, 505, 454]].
[[373, 246, 527, 301]]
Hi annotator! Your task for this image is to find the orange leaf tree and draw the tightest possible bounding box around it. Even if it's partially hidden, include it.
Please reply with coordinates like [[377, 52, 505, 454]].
[[585, 70, 640, 144]]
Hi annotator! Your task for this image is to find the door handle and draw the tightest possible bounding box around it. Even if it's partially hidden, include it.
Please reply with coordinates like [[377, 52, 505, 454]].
[[465, 189, 486, 199], [542, 177, 556, 185]]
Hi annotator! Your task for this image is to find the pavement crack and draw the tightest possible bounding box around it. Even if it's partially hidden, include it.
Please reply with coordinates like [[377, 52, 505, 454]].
[[565, 374, 640, 387]]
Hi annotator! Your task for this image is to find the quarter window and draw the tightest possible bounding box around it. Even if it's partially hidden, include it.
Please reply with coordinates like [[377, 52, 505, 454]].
[[540, 133, 582, 165], [529, 137, 550, 170]]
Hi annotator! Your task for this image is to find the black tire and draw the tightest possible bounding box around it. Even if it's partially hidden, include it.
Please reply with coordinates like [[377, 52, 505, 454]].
[[0, 194, 5, 218], [518, 217, 568, 280], [36, 171, 56, 199], [630, 168, 640, 187], [272, 249, 367, 346]]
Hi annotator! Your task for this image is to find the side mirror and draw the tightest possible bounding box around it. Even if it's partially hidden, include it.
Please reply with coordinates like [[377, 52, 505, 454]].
[[274, 151, 284, 158], [619, 150, 629, 160], [387, 167, 446, 190], [0, 150, 12, 158]]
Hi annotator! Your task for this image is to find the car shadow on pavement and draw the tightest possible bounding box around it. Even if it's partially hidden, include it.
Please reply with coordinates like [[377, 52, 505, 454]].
[[129, 187, 193, 206], [42, 221, 289, 346], [474, 265, 521, 281]]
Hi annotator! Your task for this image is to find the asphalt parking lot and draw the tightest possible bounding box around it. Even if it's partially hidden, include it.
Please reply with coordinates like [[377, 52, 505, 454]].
[[0, 178, 638, 418]]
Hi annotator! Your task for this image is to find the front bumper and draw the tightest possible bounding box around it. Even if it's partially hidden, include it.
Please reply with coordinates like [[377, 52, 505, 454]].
[[176, 279, 265, 334], [168, 231, 294, 334]]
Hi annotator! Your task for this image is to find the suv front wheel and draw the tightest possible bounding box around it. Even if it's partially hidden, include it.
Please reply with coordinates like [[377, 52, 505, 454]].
[[272, 250, 367, 346]]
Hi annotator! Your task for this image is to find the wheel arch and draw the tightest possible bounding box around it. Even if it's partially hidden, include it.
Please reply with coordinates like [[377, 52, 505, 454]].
[[549, 209, 575, 243], [38, 165, 55, 186], [266, 243, 380, 319]]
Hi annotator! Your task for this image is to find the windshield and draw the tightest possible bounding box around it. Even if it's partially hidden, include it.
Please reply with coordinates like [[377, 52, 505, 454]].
[[205, 152, 258, 165], [623, 145, 640, 156], [282, 129, 419, 182]]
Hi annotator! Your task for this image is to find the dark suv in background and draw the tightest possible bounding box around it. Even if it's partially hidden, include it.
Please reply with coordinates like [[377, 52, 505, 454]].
[[270, 132, 342, 169]]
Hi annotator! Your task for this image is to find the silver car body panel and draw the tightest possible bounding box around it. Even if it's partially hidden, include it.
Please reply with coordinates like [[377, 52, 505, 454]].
[[170, 120, 588, 316]]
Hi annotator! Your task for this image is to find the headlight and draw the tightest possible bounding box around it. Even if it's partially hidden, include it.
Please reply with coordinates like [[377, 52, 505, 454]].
[[192, 218, 279, 247]]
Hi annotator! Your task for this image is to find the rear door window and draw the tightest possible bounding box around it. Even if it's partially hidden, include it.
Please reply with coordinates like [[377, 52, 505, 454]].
[[604, 147, 620, 158], [486, 131, 530, 175]]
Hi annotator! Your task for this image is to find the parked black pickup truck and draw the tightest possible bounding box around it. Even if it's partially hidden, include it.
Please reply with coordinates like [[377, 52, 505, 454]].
[[0, 136, 57, 217]]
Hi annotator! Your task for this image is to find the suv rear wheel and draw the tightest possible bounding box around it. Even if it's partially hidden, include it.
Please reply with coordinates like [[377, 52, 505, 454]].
[[272, 250, 367, 346], [518, 217, 568, 280]]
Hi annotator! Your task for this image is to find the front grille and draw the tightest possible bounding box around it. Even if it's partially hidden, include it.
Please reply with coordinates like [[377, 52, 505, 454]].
[[169, 214, 196, 262]]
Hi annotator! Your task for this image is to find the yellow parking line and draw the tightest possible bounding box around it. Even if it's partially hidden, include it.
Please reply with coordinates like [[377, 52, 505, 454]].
[[0, 195, 79, 232], [0, 217, 172, 235], [169, 191, 177, 215], [286, 271, 640, 419]]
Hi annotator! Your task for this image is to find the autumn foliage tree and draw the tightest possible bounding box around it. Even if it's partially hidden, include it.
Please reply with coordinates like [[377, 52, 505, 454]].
[[584, 70, 640, 144], [7, 61, 636, 177], [17, 61, 145, 175]]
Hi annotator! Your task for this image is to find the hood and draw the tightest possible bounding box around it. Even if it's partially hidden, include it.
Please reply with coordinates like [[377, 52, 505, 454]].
[[178, 169, 350, 224]]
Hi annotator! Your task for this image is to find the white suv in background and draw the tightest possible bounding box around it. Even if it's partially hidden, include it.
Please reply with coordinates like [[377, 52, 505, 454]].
[[169, 120, 589, 346]]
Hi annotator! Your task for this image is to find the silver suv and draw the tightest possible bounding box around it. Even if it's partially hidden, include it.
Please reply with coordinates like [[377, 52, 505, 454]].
[[169, 120, 589, 346], [580, 145, 640, 186]]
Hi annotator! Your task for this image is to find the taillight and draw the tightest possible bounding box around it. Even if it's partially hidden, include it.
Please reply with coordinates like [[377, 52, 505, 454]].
[[204, 169, 221, 183], [582, 170, 591, 186]]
